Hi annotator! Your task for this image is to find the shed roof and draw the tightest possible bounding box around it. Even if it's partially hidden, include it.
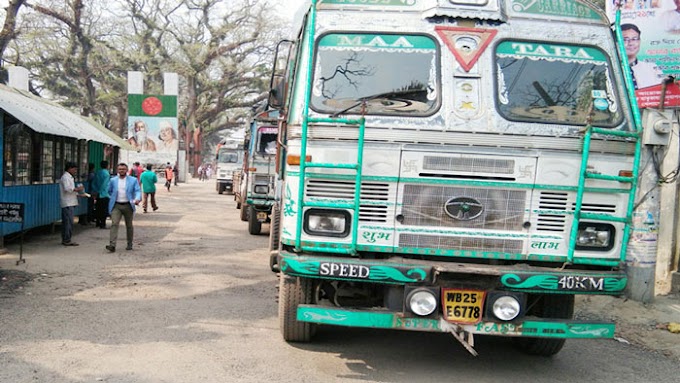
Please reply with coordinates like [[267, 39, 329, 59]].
[[0, 84, 131, 149]]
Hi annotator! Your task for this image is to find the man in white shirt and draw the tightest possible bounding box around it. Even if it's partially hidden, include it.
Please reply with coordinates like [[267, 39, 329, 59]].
[[622, 23, 662, 90], [60, 162, 84, 246], [105, 163, 141, 252]]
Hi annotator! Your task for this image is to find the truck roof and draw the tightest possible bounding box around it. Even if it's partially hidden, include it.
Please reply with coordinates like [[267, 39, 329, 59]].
[[294, 0, 607, 26]]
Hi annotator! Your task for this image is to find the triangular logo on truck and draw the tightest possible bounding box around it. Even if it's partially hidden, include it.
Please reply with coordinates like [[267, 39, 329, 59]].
[[435, 26, 497, 72]]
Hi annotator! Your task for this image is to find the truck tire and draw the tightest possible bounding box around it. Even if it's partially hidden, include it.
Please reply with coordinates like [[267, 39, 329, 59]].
[[240, 203, 248, 221], [513, 294, 574, 356], [218, 184, 225, 194], [279, 275, 315, 342], [248, 206, 262, 235], [269, 204, 281, 272]]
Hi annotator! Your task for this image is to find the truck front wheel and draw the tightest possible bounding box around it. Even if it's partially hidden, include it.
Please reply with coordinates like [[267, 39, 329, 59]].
[[240, 203, 248, 221], [513, 294, 574, 356], [279, 275, 315, 342], [248, 206, 262, 235]]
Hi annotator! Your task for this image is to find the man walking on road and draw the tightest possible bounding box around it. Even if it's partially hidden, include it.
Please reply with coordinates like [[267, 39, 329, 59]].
[[106, 163, 141, 252], [129, 161, 143, 183], [92, 160, 112, 229], [140, 164, 159, 213], [164, 163, 173, 191], [60, 162, 85, 246]]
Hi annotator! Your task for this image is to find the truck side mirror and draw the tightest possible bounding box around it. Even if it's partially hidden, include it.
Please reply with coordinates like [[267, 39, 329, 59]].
[[269, 40, 294, 110]]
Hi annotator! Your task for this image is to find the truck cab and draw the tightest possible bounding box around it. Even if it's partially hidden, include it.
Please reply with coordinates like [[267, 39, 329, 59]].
[[215, 140, 243, 194]]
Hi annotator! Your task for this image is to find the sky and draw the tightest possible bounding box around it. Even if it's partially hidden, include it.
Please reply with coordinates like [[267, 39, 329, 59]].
[[274, 0, 307, 21]]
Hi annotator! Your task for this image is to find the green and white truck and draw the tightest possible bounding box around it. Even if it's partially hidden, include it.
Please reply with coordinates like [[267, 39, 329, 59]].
[[267, 0, 651, 356]]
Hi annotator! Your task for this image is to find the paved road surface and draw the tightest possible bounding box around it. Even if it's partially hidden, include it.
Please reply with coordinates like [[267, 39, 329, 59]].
[[1, 179, 679, 382]]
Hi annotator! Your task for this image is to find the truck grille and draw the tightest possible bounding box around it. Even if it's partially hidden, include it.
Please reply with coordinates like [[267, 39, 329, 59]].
[[536, 192, 569, 232], [254, 174, 272, 184], [401, 185, 526, 230], [423, 155, 515, 174], [305, 179, 390, 223], [399, 234, 523, 253], [535, 191, 618, 232]]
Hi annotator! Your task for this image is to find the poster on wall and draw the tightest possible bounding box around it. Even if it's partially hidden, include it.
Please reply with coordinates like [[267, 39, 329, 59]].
[[127, 94, 179, 165], [606, 0, 680, 108]]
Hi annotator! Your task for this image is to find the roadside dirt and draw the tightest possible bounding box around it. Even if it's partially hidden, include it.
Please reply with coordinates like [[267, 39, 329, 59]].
[[0, 178, 287, 382], [576, 293, 680, 360]]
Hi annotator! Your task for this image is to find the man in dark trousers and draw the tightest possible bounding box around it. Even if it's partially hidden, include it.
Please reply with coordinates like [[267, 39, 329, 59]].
[[91, 160, 111, 229], [79, 163, 95, 226], [105, 163, 141, 252], [60, 162, 84, 246]]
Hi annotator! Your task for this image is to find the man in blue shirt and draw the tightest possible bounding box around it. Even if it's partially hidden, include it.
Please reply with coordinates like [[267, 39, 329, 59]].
[[106, 163, 142, 252]]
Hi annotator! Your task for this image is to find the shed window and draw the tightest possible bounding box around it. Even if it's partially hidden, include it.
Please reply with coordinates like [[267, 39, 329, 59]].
[[3, 122, 33, 186], [42, 139, 55, 183], [79, 140, 88, 181]]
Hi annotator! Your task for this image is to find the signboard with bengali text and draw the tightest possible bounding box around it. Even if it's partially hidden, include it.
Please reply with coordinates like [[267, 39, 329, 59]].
[[0, 203, 24, 223], [606, 1, 680, 108]]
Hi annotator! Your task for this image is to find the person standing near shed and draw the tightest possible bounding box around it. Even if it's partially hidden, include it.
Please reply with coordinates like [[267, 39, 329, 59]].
[[91, 160, 111, 229], [79, 163, 96, 226], [106, 163, 141, 252], [60, 162, 84, 246]]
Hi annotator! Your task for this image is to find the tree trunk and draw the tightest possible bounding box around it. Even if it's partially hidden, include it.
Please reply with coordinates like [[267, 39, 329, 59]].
[[0, 0, 26, 60]]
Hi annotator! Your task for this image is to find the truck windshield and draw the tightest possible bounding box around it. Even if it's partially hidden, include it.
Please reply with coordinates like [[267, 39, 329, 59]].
[[311, 33, 439, 116], [496, 41, 623, 127], [218, 151, 238, 163], [257, 126, 277, 156]]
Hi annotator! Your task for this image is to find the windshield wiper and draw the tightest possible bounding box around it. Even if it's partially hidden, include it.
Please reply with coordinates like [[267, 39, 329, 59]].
[[330, 88, 426, 118]]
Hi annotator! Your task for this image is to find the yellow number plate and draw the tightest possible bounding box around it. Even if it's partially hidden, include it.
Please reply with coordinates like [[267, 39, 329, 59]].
[[256, 212, 267, 220], [442, 289, 485, 324]]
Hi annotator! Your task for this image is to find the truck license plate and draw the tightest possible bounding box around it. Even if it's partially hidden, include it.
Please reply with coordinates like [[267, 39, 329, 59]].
[[442, 289, 485, 324], [257, 212, 267, 221]]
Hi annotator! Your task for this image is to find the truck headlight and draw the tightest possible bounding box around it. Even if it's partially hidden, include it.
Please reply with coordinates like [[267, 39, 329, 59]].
[[304, 209, 349, 237], [492, 296, 521, 321], [407, 289, 438, 316], [484, 291, 525, 322], [575, 223, 615, 251]]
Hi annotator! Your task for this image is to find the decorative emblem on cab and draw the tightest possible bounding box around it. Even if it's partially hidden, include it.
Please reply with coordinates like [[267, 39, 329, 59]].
[[444, 197, 484, 221]]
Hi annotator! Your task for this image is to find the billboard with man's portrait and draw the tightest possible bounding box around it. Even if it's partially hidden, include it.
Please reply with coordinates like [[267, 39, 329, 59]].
[[127, 94, 179, 165], [607, 0, 680, 108]]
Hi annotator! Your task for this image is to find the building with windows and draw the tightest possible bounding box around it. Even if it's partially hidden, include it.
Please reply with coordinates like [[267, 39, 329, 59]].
[[0, 79, 130, 237]]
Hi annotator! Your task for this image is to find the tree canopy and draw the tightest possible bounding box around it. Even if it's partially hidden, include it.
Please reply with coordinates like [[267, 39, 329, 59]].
[[0, 0, 286, 138]]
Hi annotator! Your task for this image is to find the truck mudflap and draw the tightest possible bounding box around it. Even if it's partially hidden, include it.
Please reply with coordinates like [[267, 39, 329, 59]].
[[279, 252, 627, 294], [297, 305, 615, 339]]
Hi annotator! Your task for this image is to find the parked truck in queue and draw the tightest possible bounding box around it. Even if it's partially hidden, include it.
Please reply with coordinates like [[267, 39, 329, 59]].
[[266, 0, 645, 356]]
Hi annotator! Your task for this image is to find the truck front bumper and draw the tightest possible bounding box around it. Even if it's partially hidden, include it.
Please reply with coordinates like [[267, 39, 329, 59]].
[[297, 305, 615, 339], [278, 252, 627, 295]]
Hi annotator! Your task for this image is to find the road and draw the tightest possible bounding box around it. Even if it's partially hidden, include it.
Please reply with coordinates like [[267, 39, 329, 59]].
[[1, 178, 679, 383]]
